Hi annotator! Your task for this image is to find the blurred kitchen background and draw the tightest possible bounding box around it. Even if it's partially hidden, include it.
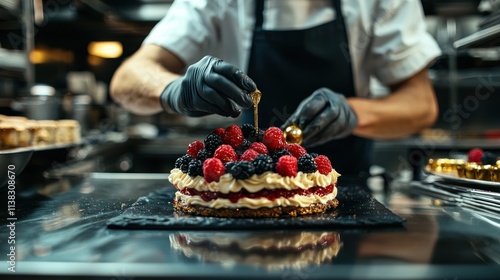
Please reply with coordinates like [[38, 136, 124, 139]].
[[0, 0, 499, 180]]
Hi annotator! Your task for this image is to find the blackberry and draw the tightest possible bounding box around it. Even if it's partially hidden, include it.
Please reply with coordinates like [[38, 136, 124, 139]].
[[240, 139, 251, 151], [187, 160, 203, 177], [298, 154, 317, 173], [241, 124, 264, 142], [236, 149, 244, 158], [248, 128, 264, 142], [255, 128, 265, 142], [481, 151, 497, 165], [204, 133, 223, 153], [228, 161, 255, 180], [225, 161, 236, 171], [241, 124, 255, 138], [175, 154, 194, 173], [271, 149, 292, 162], [309, 153, 319, 158], [252, 154, 275, 174], [235, 139, 251, 159], [196, 149, 212, 162]]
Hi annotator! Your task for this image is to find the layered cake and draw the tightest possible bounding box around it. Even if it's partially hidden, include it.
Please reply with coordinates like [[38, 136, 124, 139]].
[[168, 124, 340, 218], [170, 231, 342, 270]]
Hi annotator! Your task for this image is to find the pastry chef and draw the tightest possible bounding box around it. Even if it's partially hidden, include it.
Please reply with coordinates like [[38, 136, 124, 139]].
[[110, 0, 441, 178]]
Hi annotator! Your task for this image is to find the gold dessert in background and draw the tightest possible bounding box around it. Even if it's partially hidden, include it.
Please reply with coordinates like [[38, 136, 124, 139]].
[[427, 158, 500, 182], [0, 114, 81, 149], [427, 158, 466, 173]]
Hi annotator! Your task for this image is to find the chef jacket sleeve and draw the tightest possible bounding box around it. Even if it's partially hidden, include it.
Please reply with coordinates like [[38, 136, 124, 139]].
[[368, 0, 442, 86], [142, 0, 225, 67]]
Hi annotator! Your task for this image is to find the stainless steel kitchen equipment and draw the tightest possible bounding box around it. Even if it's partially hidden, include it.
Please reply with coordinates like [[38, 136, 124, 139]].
[[11, 84, 61, 120]]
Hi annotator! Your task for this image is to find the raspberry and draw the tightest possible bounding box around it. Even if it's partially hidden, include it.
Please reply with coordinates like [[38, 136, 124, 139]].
[[204, 133, 223, 153], [481, 151, 497, 165], [186, 140, 204, 158], [286, 143, 307, 158], [187, 160, 203, 177], [196, 149, 212, 162], [228, 161, 255, 179], [213, 127, 225, 137], [203, 158, 225, 183], [468, 148, 484, 163], [262, 127, 286, 151], [249, 142, 268, 155], [175, 154, 194, 173], [271, 149, 292, 162], [214, 144, 238, 163], [275, 155, 298, 177], [241, 124, 255, 138], [298, 154, 317, 173], [252, 154, 274, 174], [240, 149, 260, 162], [223, 125, 244, 148], [314, 155, 332, 175]]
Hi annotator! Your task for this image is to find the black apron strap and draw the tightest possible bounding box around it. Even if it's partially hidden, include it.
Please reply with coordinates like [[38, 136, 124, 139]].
[[255, 0, 264, 28], [332, 0, 343, 20]]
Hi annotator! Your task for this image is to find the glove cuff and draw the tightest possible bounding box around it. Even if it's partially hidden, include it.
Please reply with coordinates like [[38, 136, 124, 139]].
[[334, 93, 358, 139], [344, 102, 358, 135], [160, 79, 181, 114]]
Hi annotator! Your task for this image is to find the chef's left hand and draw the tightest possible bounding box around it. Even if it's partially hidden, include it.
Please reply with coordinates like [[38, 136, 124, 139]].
[[282, 87, 358, 147]]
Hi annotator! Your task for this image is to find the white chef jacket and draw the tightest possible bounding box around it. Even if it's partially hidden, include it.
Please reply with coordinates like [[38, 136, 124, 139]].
[[143, 0, 442, 98]]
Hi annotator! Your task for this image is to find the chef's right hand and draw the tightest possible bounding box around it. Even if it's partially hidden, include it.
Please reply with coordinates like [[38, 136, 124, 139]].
[[281, 87, 358, 147], [160, 55, 255, 117]]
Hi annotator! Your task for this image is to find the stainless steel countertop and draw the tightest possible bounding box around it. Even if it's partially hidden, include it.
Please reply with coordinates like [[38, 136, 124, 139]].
[[1, 172, 499, 279]]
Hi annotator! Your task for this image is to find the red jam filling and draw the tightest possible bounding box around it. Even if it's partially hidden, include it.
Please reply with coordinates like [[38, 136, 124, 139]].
[[178, 184, 335, 203]]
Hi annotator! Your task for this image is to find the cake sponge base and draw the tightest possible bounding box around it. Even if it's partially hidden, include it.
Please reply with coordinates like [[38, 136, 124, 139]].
[[173, 198, 339, 218]]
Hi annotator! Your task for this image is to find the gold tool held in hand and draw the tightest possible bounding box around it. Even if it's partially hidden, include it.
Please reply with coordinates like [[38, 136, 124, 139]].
[[250, 89, 262, 134]]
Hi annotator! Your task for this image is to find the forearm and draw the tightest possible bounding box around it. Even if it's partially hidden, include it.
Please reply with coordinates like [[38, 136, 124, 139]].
[[110, 50, 181, 115], [348, 69, 438, 140]]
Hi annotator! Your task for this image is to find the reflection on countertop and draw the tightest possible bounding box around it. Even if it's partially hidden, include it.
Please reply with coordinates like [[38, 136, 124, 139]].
[[170, 231, 342, 270]]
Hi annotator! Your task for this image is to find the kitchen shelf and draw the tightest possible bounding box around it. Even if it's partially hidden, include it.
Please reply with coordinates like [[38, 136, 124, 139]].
[[454, 23, 500, 49], [0, 0, 20, 20], [0, 0, 33, 88], [0, 48, 27, 73]]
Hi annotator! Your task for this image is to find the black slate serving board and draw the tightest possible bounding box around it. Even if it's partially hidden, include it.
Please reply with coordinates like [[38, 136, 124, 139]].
[[107, 186, 405, 230]]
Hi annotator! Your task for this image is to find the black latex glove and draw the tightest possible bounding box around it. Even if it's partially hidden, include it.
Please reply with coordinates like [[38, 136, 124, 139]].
[[282, 87, 358, 147], [160, 55, 256, 117]]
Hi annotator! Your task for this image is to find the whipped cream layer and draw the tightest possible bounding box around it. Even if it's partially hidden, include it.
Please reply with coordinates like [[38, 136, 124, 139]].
[[168, 168, 340, 193], [175, 190, 337, 209]]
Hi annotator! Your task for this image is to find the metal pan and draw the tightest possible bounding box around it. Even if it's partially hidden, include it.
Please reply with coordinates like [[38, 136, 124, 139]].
[[0, 147, 34, 188]]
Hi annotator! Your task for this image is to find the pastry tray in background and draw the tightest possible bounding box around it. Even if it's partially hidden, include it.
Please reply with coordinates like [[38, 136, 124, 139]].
[[424, 157, 500, 192], [425, 167, 500, 191]]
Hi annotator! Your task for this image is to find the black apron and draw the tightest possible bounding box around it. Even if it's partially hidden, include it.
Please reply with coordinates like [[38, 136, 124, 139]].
[[244, 0, 373, 177]]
